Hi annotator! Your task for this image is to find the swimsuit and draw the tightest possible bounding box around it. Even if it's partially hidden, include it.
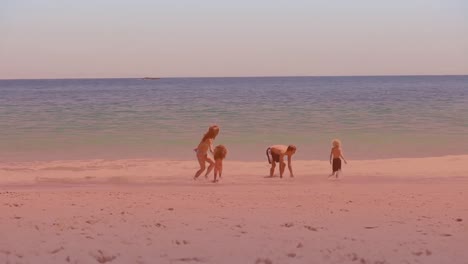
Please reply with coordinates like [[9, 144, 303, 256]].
[[332, 158, 341, 172], [266, 147, 280, 164], [195, 148, 208, 157]]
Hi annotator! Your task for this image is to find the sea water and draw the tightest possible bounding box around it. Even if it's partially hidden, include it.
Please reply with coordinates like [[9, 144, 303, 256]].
[[1, 76, 467, 161]]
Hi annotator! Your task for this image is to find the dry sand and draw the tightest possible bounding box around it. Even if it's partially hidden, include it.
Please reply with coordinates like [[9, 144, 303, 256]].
[[1, 156, 467, 263]]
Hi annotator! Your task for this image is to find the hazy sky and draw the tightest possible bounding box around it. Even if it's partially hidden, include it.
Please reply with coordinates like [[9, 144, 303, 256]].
[[1, 0, 467, 79]]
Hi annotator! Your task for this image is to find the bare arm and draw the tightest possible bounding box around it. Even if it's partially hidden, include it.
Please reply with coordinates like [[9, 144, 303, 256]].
[[288, 155, 294, 177], [340, 152, 347, 164], [209, 139, 214, 154], [329, 149, 333, 164]]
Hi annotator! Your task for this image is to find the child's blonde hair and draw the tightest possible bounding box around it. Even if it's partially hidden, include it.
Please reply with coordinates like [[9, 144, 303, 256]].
[[213, 145, 227, 160], [332, 139, 341, 148]]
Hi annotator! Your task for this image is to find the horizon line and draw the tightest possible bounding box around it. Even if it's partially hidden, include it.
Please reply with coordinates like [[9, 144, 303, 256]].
[[1, 74, 468, 81]]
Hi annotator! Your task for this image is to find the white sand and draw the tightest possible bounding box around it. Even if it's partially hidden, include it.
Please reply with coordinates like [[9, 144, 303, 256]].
[[1, 156, 467, 263]]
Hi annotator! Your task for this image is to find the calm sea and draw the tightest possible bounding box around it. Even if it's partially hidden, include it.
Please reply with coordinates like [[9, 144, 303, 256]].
[[0, 76, 467, 162]]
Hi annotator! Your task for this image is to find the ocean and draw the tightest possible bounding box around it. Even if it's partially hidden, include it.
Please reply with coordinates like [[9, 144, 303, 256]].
[[0, 76, 467, 162]]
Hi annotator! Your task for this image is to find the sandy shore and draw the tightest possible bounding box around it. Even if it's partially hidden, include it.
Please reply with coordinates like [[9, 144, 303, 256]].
[[1, 156, 468, 263]]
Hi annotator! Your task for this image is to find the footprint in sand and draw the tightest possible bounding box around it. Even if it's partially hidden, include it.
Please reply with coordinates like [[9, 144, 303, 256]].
[[173, 257, 203, 262], [416, 250, 433, 256], [255, 258, 273, 264], [346, 253, 359, 261], [304, 225, 318, 231], [155, 223, 166, 228], [85, 219, 99, 225], [49, 246, 64, 254], [0, 250, 11, 255], [6, 203, 23, 207], [89, 250, 117, 263], [174, 240, 190, 245]]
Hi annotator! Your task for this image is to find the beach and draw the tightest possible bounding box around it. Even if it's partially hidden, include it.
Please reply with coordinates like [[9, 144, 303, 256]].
[[2, 0, 468, 262], [1, 156, 467, 263], [1, 76, 467, 263]]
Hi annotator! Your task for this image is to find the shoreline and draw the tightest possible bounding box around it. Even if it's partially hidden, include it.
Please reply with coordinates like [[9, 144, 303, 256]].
[[1, 155, 467, 186]]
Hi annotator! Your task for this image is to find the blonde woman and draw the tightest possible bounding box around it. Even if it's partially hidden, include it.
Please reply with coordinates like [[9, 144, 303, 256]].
[[193, 125, 220, 180], [329, 139, 347, 178]]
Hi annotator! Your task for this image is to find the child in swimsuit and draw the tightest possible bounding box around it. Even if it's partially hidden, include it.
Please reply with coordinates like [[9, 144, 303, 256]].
[[212, 145, 227, 183], [329, 139, 347, 178]]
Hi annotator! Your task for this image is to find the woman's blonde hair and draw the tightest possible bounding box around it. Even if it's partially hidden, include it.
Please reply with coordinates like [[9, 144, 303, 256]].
[[201, 125, 220, 143], [214, 145, 227, 160], [332, 139, 341, 148]]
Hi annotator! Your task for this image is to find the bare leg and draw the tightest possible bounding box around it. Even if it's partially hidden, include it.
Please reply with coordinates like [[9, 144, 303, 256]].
[[279, 162, 286, 178], [270, 161, 276, 177], [213, 165, 219, 182], [193, 154, 206, 180], [204, 156, 215, 178], [213, 168, 218, 182]]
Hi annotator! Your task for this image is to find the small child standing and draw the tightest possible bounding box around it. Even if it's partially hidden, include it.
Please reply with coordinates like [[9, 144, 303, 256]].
[[329, 139, 347, 178], [212, 145, 227, 183]]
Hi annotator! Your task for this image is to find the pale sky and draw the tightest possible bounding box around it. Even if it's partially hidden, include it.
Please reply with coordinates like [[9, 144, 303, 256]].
[[1, 0, 467, 79]]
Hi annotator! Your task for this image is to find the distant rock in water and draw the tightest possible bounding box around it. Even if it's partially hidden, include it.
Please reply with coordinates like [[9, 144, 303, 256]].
[[142, 77, 160, 80]]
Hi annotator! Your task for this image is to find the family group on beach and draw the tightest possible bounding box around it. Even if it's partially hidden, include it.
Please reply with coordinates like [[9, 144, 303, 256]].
[[193, 125, 348, 182]]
